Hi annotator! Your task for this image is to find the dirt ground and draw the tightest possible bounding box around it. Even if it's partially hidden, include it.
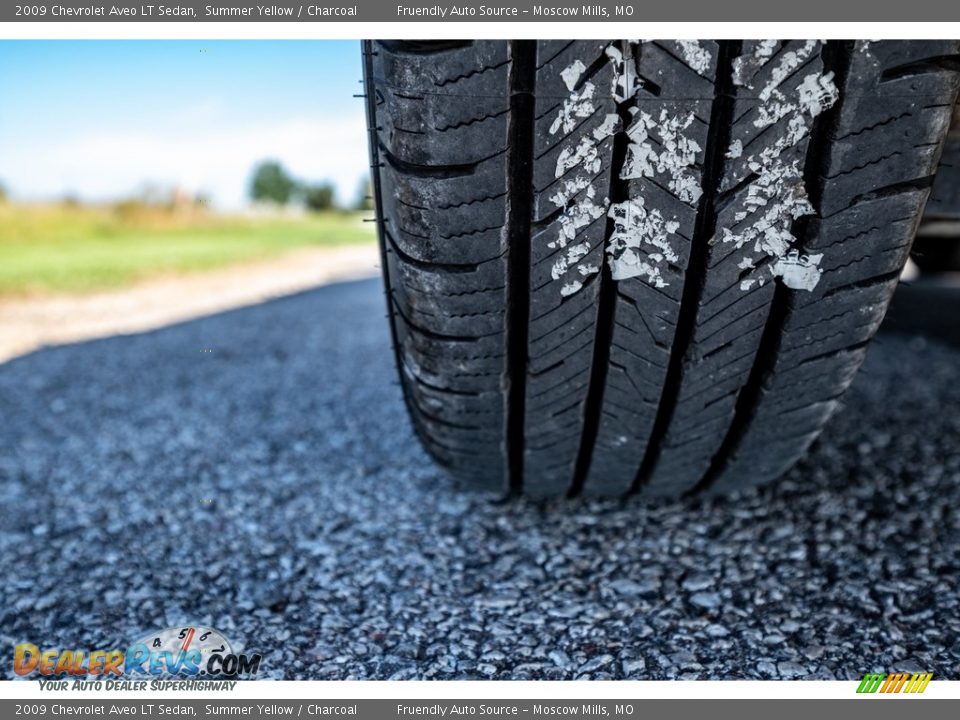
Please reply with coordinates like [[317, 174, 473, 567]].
[[0, 243, 379, 363]]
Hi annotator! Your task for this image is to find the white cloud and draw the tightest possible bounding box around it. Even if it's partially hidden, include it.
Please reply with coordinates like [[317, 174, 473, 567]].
[[6, 113, 370, 209]]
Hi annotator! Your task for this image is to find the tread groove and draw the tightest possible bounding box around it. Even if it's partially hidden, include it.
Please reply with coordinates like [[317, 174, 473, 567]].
[[568, 41, 634, 498], [691, 40, 853, 495], [631, 40, 742, 494], [504, 41, 537, 494]]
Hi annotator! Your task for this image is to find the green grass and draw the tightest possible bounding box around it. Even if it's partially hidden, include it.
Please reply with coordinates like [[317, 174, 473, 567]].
[[0, 203, 376, 296]]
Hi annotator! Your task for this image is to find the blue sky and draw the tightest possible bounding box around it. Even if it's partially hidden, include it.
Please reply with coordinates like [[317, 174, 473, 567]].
[[0, 40, 368, 208]]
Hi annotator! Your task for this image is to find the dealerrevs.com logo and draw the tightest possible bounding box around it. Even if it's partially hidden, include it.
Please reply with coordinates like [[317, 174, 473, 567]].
[[14, 626, 261, 679]]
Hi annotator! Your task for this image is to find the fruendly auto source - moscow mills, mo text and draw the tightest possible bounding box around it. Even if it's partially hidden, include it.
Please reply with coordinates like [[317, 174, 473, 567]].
[[395, 4, 631, 17]]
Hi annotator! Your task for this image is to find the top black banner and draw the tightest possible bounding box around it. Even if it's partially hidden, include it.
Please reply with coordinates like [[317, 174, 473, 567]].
[[4, 0, 960, 22]]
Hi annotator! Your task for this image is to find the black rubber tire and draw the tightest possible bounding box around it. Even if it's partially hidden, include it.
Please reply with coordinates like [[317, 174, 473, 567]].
[[363, 40, 960, 498], [914, 102, 960, 272], [924, 102, 960, 221]]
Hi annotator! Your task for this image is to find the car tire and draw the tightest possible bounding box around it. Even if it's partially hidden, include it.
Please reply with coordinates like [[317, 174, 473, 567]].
[[363, 40, 960, 498]]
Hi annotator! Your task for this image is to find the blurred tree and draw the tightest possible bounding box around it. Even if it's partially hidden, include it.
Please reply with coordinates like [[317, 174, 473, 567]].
[[250, 161, 297, 205], [0, 181, 7, 203], [353, 177, 374, 211], [303, 182, 336, 212]]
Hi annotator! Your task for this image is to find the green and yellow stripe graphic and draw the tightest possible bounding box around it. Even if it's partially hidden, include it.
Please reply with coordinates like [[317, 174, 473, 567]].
[[856, 672, 933, 694]]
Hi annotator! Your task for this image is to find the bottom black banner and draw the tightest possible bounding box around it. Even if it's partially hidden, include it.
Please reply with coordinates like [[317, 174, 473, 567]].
[[3, 699, 958, 720]]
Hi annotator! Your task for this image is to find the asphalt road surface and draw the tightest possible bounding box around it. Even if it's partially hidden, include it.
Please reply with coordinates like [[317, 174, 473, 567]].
[[2, 277, 959, 680]]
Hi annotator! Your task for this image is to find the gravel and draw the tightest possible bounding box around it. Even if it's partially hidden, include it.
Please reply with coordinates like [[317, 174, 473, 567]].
[[1, 277, 959, 680]]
